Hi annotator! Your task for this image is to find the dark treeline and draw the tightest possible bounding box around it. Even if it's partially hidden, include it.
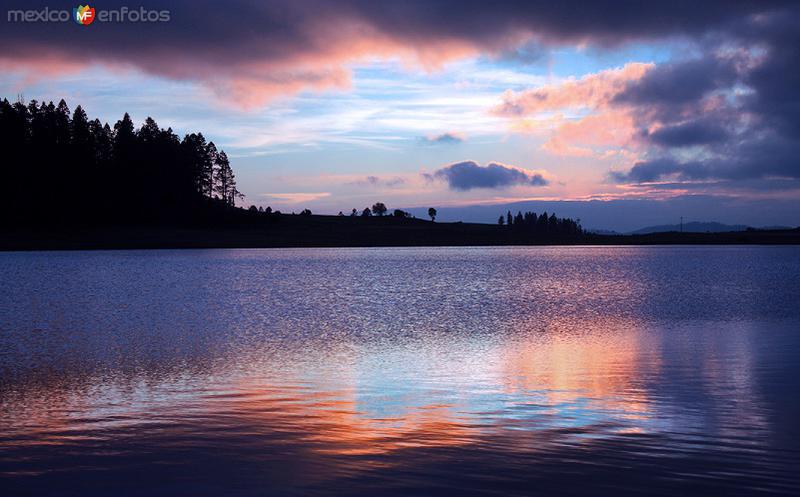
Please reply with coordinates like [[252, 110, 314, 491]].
[[498, 210, 583, 237], [0, 98, 243, 227], [0, 97, 586, 244]]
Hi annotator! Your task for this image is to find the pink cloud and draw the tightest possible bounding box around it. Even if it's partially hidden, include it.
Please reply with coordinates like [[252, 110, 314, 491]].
[[542, 110, 640, 155], [490, 63, 656, 160], [491, 63, 653, 116]]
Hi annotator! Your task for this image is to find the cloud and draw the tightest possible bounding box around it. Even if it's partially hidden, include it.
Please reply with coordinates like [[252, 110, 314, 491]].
[[609, 158, 699, 183], [429, 161, 549, 190], [644, 119, 730, 147], [492, 65, 650, 158], [492, 63, 652, 116], [607, 10, 800, 186], [0, 1, 790, 107], [349, 176, 406, 187], [494, 41, 547, 65], [612, 57, 738, 107], [542, 110, 638, 156], [260, 192, 331, 203], [741, 14, 800, 140], [489, 6, 800, 191], [423, 132, 465, 144], [609, 133, 800, 185]]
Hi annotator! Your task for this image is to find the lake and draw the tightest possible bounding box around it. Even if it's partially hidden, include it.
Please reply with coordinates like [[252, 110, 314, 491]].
[[1, 246, 799, 496]]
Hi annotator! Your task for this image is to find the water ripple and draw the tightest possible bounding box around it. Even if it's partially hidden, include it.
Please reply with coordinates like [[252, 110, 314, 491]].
[[1, 246, 799, 496]]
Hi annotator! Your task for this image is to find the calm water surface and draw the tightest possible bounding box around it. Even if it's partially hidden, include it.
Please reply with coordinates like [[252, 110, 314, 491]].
[[1, 246, 799, 496]]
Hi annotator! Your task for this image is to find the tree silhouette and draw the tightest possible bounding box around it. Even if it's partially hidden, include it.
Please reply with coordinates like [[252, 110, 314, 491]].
[[213, 150, 241, 206], [372, 202, 387, 216], [0, 97, 244, 227], [494, 209, 583, 238], [362, 207, 372, 217], [428, 207, 437, 222], [180, 133, 214, 197]]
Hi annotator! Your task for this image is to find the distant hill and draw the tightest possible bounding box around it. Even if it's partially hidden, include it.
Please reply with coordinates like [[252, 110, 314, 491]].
[[402, 198, 800, 234], [629, 222, 748, 234]]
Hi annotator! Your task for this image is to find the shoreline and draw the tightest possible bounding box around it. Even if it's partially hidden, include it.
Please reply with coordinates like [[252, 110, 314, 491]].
[[2, 216, 799, 251]]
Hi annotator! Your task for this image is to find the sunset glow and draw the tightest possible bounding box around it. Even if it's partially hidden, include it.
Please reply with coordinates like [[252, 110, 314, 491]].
[[2, 1, 798, 229]]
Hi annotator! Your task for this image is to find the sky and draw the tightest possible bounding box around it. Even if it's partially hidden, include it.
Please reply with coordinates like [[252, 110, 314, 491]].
[[1, 1, 799, 230]]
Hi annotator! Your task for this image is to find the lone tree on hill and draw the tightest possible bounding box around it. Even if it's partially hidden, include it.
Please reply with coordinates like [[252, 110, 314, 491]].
[[372, 202, 388, 216], [428, 207, 437, 222]]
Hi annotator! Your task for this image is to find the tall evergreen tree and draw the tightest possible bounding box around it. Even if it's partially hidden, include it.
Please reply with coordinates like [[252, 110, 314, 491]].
[[213, 151, 240, 206]]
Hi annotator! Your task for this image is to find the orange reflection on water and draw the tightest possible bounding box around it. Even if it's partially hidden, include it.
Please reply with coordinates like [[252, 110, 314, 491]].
[[229, 373, 476, 459], [0, 316, 775, 489], [215, 318, 662, 462], [496, 319, 659, 428]]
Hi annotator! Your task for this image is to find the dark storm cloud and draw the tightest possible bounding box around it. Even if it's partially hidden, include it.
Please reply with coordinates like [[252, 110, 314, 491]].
[[611, 135, 800, 185], [431, 161, 548, 190], [607, 7, 800, 187], [609, 159, 708, 183], [644, 119, 730, 147], [740, 16, 800, 139], [613, 57, 738, 107], [0, 0, 794, 104], [349, 1, 793, 45]]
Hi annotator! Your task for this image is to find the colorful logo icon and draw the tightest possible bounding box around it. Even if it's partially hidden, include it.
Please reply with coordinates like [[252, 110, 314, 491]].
[[73, 5, 95, 25]]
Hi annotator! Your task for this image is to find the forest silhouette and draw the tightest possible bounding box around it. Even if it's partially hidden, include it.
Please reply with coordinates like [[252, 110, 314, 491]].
[[4, 97, 795, 250], [0, 98, 583, 236], [1, 98, 243, 227]]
